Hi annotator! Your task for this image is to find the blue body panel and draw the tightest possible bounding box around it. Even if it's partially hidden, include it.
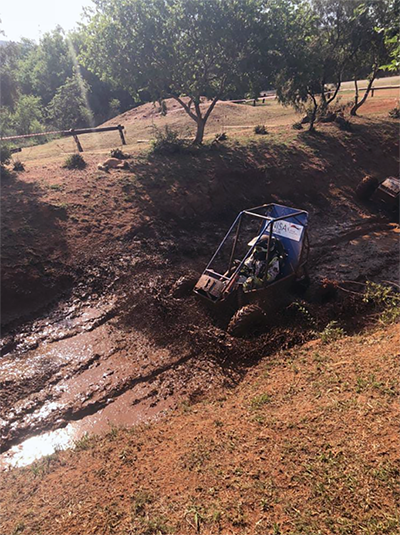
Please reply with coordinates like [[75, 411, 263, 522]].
[[259, 205, 308, 277]]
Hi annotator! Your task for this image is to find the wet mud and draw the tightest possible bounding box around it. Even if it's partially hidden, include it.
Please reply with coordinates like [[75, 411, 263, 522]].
[[1, 208, 398, 469]]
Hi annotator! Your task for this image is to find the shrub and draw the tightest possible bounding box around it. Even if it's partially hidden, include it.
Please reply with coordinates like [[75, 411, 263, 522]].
[[363, 281, 400, 324], [0, 145, 12, 179], [13, 160, 25, 172], [320, 321, 345, 343], [150, 126, 185, 154], [292, 122, 303, 130], [389, 107, 400, 119], [63, 153, 86, 170], [254, 124, 268, 135]]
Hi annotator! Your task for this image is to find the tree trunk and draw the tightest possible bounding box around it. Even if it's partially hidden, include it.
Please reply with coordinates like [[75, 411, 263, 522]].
[[351, 79, 359, 116], [172, 94, 220, 145], [193, 118, 206, 145], [308, 95, 318, 132], [350, 70, 378, 116]]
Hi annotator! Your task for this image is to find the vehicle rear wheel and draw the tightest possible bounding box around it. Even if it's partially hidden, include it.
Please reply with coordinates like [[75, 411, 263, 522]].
[[171, 273, 198, 298], [227, 304, 265, 337], [356, 176, 379, 200], [292, 274, 310, 295]]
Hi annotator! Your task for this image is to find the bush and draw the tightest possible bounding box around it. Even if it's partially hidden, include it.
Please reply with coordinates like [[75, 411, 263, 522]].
[[292, 122, 303, 130], [320, 321, 345, 343], [1, 145, 12, 179], [389, 107, 400, 119], [150, 126, 185, 155], [63, 153, 86, 170], [254, 124, 267, 135], [363, 281, 400, 325], [13, 159, 25, 172]]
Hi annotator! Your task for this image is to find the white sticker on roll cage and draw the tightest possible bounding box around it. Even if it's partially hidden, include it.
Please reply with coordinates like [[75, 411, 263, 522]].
[[272, 220, 304, 242]]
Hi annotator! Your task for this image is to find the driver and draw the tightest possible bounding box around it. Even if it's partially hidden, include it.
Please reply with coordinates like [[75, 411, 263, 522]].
[[241, 235, 285, 292]]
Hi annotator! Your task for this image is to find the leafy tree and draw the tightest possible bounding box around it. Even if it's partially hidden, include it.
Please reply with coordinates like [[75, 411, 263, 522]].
[[46, 74, 93, 129], [382, 0, 400, 72], [17, 27, 74, 105], [1, 43, 21, 108], [81, 0, 267, 144], [108, 98, 121, 119], [0, 144, 14, 180], [348, 0, 396, 116], [8, 95, 44, 135], [0, 20, 12, 176], [273, 0, 361, 131]]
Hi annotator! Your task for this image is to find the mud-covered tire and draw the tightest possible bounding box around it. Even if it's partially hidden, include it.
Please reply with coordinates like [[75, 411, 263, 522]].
[[291, 275, 311, 295], [227, 304, 265, 337], [356, 176, 379, 200], [171, 274, 198, 298]]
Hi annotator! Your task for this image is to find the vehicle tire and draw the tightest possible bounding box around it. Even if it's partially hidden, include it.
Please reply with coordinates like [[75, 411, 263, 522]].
[[292, 274, 311, 295], [227, 304, 265, 337], [356, 176, 379, 200], [171, 274, 198, 298]]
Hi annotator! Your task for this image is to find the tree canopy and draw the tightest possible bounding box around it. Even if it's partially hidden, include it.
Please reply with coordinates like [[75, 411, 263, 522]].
[[82, 0, 269, 143], [272, 0, 397, 128], [0, 0, 398, 140], [0, 27, 134, 137]]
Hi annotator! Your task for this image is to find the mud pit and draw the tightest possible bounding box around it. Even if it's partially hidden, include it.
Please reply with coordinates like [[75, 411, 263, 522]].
[[1, 210, 398, 468], [0, 288, 230, 466]]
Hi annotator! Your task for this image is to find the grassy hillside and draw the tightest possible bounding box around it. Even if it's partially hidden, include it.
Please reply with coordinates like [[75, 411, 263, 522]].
[[14, 83, 399, 162]]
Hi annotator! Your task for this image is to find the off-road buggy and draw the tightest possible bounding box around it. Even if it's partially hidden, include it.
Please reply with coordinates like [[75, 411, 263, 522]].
[[356, 176, 400, 215], [194, 203, 310, 336]]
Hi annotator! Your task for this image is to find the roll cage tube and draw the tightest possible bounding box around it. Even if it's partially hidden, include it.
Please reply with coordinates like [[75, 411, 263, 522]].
[[222, 219, 275, 295], [203, 204, 308, 293]]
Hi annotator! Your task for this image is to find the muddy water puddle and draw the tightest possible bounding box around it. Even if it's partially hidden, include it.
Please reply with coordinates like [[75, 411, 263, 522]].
[[2, 387, 174, 469], [0, 297, 182, 469]]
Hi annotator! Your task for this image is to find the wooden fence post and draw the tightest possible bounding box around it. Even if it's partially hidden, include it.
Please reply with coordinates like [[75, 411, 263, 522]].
[[70, 130, 83, 152], [118, 125, 126, 145]]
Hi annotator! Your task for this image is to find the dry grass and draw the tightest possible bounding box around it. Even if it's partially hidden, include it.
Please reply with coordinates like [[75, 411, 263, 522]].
[[17, 97, 299, 162], [15, 75, 399, 164]]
